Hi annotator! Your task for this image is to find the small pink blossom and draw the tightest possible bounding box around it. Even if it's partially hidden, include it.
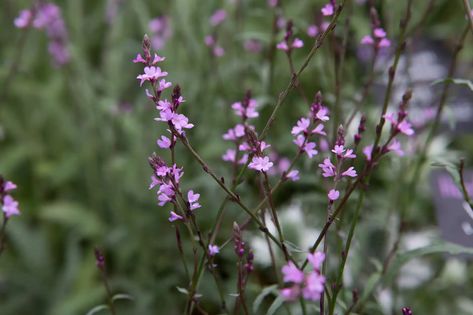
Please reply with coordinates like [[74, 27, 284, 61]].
[[312, 124, 327, 136], [133, 53, 146, 64], [168, 211, 183, 222], [316, 108, 330, 121], [319, 158, 336, 177], [281, 287, 300, 301], [208, 244, 220, 256], [286, 170, 300, 182], [378, 38, 391, 47], [222, 149, 237, 162], [302, 273, 325, 301], [292, 38, 304, 48], [328, 189, 340, 201], [14, 10, 33, 28], [171, 114, 194, 132], [244, 39, 263, 53], [291, 118, 311, 135], [363, 145, 373, 161], [2, 195, 20, 218], [307, 25, 319, 37], [373, 28, 386, 38], [213, 46, 225, 57], [137, 66, 168, 86], [3, 181, 17, 192], [210, 9, 227, 26], [188, 190, 201, 210], [267, 0, 279, 7], [282, 261, 305, 284], [157, 136, 171, 149], [307, 251, 325, 270], [321, 3, 334, 16], [388, 139, 404, 156], [342, 166, 357, 177], [204, 35, 215, 46], [248, 156, 273, 172], [158, 79, 172, 92], [360, 35, 374, 45], [398, 120, 414, 136]]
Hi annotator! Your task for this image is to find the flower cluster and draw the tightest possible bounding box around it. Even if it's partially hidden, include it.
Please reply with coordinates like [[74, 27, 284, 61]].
[[135, 36, 200, 223], [280, 252, 325, 301], [291, 92, 329, 159], [318, 126, 357, 201], [360, 8, 390, 49], [14, 3, 70, 66], [277, 21, 304, 52], [363, 91, 415, 161], [204, 9, 227, 57], [148, 16, 172, 50], [0, 178, 20, 218]]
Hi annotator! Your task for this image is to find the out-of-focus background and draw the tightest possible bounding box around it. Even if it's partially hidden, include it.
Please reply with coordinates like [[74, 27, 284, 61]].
[[0, 0, 472, 314]]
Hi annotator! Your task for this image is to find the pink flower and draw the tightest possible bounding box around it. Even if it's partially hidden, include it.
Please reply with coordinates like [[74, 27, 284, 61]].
[[373, 28, 386, 38], [248, 156, 273, 172], [378, 38, 391, 47], [149, 175, 160, 190], [307, 251, 325, 270], [204, 35, 215, 46], [267, 0, 279, 8], [158, 79, 172, 92], [312, 124, 326, 136], [276, 41, 289, 51], [188, 190, 201, 210], [232, 99, 259, 119], [332, 144, 345, 155], [157, 135, 171, 149], [302, 272, 325, 301], [137, 66, 168, 86], [210, 9, 227, 26], [307, 25, 319, 37], [3, 181, 17, 192], [286, 170, 300, 182], [363, 145, 373, 161], [292, 118, 311, 135], [152, 53, 166, 64], [315, 108, 330, 121], [281, 286, 300, 301], [222, 149, 237, 162], [328, 189, 340, 201], [342, 166, 357, 177], [388, 139, 404, 156], [208, 244, 220, 256], [133, 53, 146, 64], [360, 35, 374, 45], [319, 158, 336, 177], [282, 261, 305, 284], [168, 211, 183, 222], [14, 10, 33, 28], [2, 195, 20, 218], [244, 39, 263, 53], [171, 114, 194, 132], [292, 38, 304, 48], [397, 120, 414, 136], [321, 3, 334, 16], [213, 46, 225, 57]]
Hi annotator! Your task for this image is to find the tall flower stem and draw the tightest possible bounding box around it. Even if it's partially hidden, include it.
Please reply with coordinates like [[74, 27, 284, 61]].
[[0, 216, 9, 257]]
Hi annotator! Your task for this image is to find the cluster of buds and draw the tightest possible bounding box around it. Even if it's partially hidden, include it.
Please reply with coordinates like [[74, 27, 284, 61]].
[[354, 115, 367, 145], [233, 223, 254, 281], [318, 126, 357, 202], [204, 9, 227, 57], [0, 177, 20, 218], [14, 3, 70, 66], [280, 252, 326, 301], [277, 21, 304, 53], [363, 90, 414, 161], [292, 92, 329, 159], [135, 36, 201, 223], [360, 7, 391, 49]]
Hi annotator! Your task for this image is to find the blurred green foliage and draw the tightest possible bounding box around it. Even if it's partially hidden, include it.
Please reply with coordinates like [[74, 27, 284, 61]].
[[0, 0, 472, 314]]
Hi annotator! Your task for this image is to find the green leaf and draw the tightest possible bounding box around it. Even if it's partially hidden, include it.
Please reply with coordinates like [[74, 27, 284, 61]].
[[359, 272, 382, 304], [112, 293, 134, 303], [266, 295, 285, 315], [253, 285, 278, 313], [85, 304, 108, 315], [384, 242, 473, 285], [431, 78, 473, 92]]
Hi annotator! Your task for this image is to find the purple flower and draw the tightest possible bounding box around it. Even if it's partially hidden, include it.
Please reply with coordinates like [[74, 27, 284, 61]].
[[222, 149, 237, 162], [291, 118, 311, 135], [157, 135, 172, 149], [307, 251, 325, 270], [328, 189, 340, 201], [302, 272, 325, 301], [213, 46, 225, 57], [171, 114, 194, 133], [319, 158, 336, 177], [277, 38, 304, 51], [2, 195, 20, 218], [373, 27, 386, 38], [137, 66, 168, 86], [321, 3, 334, 16], [187, 190, 201, 210], [168, 211, 183, 222], [397, 120, 414, 136], [401, 307, 413, 315], [281, 287, 300, 301], [208, 244, 220, 256], [388, 139, 404, 157], [360, 35, 374, 45], [210, 9, 227, 26], [232, 99, 259, 119], [286, 170, 300, 182], [307, 25, 319, 37], [248, 156, 273, 172], [14, 10, 33, 28], [3, 181, 17, 192], [282, 261, 305, 284], [341, 167, 357, 178], [363, 145, 373, 161]]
